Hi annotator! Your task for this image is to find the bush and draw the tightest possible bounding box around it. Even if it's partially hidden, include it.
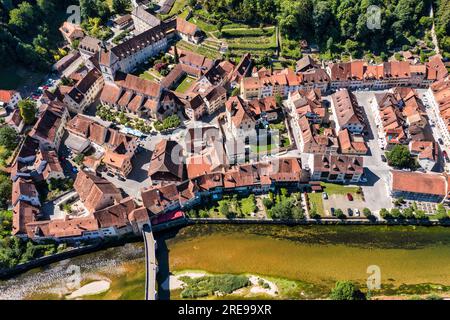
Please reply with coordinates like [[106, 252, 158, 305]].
[[335, 209, 346, 219], [330, 281, 366, 300], [262, 197, 273, 209], [180, 274, 250, 298], [154, 115, 181, 131], [0, 126, 19, 151]]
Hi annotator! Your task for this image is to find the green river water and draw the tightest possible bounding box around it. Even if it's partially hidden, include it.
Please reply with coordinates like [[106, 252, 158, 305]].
[[1, 225, 450, 300]]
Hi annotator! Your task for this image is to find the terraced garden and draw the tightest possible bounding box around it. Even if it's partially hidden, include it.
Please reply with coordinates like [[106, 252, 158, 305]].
[[176, 40, 222, 60], [216, 27, 278, 58]]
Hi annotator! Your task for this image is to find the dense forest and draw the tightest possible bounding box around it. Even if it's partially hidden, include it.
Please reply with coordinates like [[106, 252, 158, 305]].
[[195, 0, 449, 57], [0, 0, 78, 71], [435, 0, 450, 56], [0, 0, 130, 73]]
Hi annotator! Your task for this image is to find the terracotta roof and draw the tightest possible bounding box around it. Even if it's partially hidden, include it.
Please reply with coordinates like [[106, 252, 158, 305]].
[[7, 108, 23, 127], [0, 90, 17, 103], [331, 89, 363, 128], [313, 154, 364, 175], [100, 83, 122, 104], [12, 178, 39, 206], [93, 197, 137, 229], [141, 183, 179, 214], [148, 140, 185, 181], [226, 96, 256, 128], [29, 103, 67, 144], [103, 149, 131, 172], [175, 18, 198, 36], [426, 54, 448, 81], [74, 170, 123, 213], [410, 141, 438, 161], [391, 171, 446, 196], [36, 149, 64, 179], [12, 201, 40, 236], [115, 72, 161, 98], [128, 206, 149, 222]]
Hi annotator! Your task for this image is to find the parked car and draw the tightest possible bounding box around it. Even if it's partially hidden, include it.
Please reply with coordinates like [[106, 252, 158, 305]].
[[347, 193, 354, 201], [438, 138, 444, 145], [381, 155, 387, 162], [443, 150, 449, 160], [330, 208, 335, 216], [354, 209, 360, 217], [322, 192, 328, 200], [347, 208, 353, 216]]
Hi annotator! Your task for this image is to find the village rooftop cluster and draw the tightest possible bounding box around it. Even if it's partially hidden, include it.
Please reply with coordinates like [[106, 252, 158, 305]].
[[1, 2, 450, 243]]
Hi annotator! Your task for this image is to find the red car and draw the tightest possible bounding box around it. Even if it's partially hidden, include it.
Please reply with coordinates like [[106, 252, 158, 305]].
[[443, 150, 448, 160], [347, 193, 354, 201]]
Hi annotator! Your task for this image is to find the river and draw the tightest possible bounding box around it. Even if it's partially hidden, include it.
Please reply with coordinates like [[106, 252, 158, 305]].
[[1, 225, 450, 300]]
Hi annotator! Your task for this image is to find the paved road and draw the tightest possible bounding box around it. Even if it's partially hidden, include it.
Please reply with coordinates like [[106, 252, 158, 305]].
[[354, 91, 393, 213], [143, 226, 158, 301]]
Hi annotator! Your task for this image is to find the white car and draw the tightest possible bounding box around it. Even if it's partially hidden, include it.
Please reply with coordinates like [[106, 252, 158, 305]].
[[354, 209, 360, 217]]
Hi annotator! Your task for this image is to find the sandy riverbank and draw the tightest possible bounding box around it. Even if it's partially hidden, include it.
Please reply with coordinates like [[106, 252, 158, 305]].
[[66, 280, 111, 299]]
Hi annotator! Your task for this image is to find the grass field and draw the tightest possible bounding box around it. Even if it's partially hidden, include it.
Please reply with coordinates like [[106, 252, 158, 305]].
[[175, 75, 195, 93], [308, 193, 325, 216], [321, 182, 361, 196]]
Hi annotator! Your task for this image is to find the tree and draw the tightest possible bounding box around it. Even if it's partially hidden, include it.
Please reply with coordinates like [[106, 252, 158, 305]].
[[402, 207, 415, 219], [386, 145, 415, 169], [435, 204, 449, 221], [363, 208, 372, 218], [0, 174, 12, 209], [329, 281, 366, 300], [0, 126, 19, 151], [219, 201, 230, 217], [112, 0, 130, 14], [275, 94, 283, 107], [292, 206, 305, 220], [390, 208, 402, 219], [18, 99, 37, 125], [379, 208, 390, 219], [8, 2, 36, 34], [414, 210, 427, 220], [335, 208, 345, 219]]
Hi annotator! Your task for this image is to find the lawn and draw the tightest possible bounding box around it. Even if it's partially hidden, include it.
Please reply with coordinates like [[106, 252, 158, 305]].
[[175, 75, 195, 93], [250, 143, 277, 154], [240, 195, 257, 216], [308, 193, 325, 216], [321, 182, 361, 196], [139, 71, 157, 81]]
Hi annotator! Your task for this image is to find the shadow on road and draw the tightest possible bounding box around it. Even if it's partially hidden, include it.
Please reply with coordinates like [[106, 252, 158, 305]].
[[362, 167, 380, 187], [155, 227, 182, 300], [129, 149, 152, 183]]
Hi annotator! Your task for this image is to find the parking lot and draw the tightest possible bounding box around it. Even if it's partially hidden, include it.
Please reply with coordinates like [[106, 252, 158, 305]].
[[322, 194, 367, 217]]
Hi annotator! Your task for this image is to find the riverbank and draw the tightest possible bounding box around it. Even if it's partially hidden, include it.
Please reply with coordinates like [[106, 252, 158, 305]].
[[1, 225, 450, 300]]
